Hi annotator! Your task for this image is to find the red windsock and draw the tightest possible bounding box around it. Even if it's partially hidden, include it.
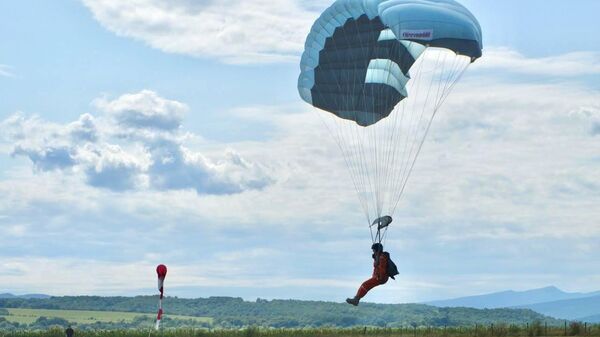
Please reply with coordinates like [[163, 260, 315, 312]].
[[155, 264, 167, 330], [156, 264, 167, 299]]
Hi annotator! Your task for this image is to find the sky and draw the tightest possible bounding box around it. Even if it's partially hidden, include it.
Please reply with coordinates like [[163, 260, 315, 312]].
[[0, 0, 599, 304]]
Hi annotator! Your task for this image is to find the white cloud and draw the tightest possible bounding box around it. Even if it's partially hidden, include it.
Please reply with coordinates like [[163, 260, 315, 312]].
[[1, 90, 273, 194], [0, 64, 14, 77], [68, 113, 99, 142], [0, 256, 360, 296], [6, 224, 28, 237], [13, 145, 77, 171], [474, 48, 600, 76], [81, 0, 317, 64], [0, 258, 165, 295], [80, 0, 600, 71], [77, 143, 148, 191], [398, 78, 600, 241], [94, 90, 188, 131], [148, 143, 273, 194]]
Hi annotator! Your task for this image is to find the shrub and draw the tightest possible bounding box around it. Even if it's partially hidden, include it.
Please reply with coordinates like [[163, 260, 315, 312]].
[[569, 322, 583, 336]]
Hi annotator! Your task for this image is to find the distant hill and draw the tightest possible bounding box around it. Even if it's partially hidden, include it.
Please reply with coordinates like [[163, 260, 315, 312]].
[[578, 314, 600, 323], [516, 295, 600, 321], [0, 295, 562, 328], [0, 293, 51, 299], [425, 286, 599, 309]]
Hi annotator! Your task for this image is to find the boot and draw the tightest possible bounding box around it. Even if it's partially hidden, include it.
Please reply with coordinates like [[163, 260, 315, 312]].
[[346, 297, 359, 306]]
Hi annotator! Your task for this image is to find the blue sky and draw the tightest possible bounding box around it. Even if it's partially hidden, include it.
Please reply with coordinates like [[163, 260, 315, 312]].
[[0, 0, 599, 303]]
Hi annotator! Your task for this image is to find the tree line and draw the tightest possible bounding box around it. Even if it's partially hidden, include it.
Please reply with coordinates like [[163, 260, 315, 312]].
[[0, 296, 563, 329]]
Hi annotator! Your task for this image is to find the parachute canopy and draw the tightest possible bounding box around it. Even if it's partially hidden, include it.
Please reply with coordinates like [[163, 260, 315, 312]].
[[298, 0, 482, 233], [299, 0, 482, 126]]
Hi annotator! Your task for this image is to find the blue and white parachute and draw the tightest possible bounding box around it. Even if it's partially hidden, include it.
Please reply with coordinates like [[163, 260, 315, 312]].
[[298, 0, 482, 239]]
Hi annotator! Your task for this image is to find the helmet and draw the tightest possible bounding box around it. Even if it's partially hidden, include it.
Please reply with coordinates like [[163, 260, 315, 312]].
[[371, 243, 383, 252]]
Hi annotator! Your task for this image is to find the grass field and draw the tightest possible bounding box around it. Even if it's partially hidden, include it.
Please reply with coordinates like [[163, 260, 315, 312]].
[[1, 309, 599, 337], [0, 308, 212, 325], [1, 326, 600, 337]]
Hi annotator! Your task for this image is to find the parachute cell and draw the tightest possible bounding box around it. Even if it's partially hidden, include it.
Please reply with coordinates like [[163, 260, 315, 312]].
[[299, 0, 482, 126]]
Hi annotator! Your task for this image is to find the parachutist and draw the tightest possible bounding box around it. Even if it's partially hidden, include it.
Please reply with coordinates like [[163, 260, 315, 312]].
[[346, 243, 398, 306]]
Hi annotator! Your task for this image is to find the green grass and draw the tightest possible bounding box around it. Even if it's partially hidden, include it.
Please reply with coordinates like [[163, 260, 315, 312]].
[[1, 326, 600, 337], [1, 308, 212, 325]]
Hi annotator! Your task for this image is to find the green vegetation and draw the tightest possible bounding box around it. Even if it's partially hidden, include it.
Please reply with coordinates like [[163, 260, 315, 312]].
[[0, 296, 565, 329], [0, 314, 210, 331], [1, 325, 600, 337], [1, 308, 211, 325]]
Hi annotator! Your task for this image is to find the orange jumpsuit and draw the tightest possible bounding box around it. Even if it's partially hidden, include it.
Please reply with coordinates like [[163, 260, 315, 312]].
[[355, 252, 389, 299]]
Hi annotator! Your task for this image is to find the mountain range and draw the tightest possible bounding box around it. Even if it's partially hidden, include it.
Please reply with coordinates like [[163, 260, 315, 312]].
[[517, 295, 600, 322], [425, 286, 600, 322], [0, 293, 51, 299]]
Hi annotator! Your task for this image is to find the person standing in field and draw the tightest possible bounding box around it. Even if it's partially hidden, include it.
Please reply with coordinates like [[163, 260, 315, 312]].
[[65, 325, 74, 337], [346, 243, 391, 306]]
